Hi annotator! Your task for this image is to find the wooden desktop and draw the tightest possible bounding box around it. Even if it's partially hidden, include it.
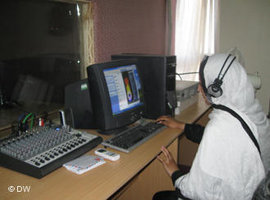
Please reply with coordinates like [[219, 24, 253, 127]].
[[0, 95, 210, 200]]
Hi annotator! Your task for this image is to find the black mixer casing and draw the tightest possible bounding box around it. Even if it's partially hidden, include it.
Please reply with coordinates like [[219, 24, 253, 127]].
[[0, 137, 101, 178], [0, 128, 103, 179]]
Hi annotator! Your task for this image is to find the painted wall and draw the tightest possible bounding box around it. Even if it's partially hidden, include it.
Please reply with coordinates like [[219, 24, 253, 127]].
[[219, 0, 270, 113], [92, 0, 167, 63]]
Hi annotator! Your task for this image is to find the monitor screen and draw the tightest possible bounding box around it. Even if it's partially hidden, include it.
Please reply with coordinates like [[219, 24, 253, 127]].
[[103, 64, 143, 115], [87, 59, 144, 133]]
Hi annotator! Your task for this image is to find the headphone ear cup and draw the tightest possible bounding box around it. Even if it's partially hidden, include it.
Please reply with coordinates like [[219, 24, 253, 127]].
[[207, 81, 223, 98]]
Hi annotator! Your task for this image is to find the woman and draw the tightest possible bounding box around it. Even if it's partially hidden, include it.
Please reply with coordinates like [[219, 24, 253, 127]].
[[154, 53, 270, 200]]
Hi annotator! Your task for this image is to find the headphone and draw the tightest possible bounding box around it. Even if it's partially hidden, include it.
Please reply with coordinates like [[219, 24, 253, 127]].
[[199, 54, 236, 101]]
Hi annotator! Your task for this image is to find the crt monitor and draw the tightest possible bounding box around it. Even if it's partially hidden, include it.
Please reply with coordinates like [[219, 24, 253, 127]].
[[87, 59, 144, 133]]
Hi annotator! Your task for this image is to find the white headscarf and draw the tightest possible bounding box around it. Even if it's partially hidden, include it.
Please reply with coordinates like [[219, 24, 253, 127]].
[[175, 53, 269, 200], [203, 53, 270, 172]]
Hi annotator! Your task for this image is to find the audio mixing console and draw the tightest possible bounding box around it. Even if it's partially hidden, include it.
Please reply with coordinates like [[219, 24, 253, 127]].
[[0, 126, 102, 178]]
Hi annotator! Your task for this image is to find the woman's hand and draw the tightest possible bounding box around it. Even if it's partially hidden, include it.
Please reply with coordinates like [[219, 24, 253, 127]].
[[156, 116, 185, 130], [157, 146, 179, 177]]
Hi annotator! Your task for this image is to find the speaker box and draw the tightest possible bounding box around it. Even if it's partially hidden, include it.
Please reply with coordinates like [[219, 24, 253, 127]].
[[111, 54, 177, 119], [64, 79, 96, 129]]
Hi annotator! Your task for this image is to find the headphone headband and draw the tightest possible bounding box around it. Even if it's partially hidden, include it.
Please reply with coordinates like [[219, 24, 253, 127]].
[[199, 54, 236, 101]]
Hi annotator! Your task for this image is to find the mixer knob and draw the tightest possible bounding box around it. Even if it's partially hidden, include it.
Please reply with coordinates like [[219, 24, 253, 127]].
[[75, 133, 81, 137]]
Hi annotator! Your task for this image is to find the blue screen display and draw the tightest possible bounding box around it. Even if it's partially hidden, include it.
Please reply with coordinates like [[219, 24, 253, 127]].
[[103, 64, 143, 115]]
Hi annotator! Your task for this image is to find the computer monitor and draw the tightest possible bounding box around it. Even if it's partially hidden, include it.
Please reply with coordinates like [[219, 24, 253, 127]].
[[87, 59, 144, 134]]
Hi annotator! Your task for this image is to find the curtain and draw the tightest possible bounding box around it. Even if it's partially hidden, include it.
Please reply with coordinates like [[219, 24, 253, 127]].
[[166, 0, 173, 55], [175, 0, 219, 81], [79, 2, 95, 78]]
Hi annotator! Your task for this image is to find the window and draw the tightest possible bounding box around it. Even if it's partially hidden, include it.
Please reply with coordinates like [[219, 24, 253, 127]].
[[0, 0, 94, 131], [175, 0, 219, 81]]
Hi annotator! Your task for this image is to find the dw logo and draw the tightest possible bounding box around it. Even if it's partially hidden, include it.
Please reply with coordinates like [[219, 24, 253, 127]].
[[8, 185, 31, 193]]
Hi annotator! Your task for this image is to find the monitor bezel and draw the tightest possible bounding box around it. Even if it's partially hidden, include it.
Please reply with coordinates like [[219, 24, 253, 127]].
[[87, 59, 144, 133]]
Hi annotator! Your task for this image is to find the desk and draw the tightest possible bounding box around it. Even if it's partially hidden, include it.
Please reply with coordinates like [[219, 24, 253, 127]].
[[0, 95, 210, 200]]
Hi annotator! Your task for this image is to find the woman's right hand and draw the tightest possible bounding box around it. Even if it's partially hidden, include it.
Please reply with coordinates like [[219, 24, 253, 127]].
[[157, 146, 179, 177], [156, 115, 185, 130]]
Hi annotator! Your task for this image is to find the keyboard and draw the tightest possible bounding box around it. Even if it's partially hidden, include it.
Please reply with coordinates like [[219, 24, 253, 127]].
[[102, 121, 165, 153], [0, 126, 102, 178]]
